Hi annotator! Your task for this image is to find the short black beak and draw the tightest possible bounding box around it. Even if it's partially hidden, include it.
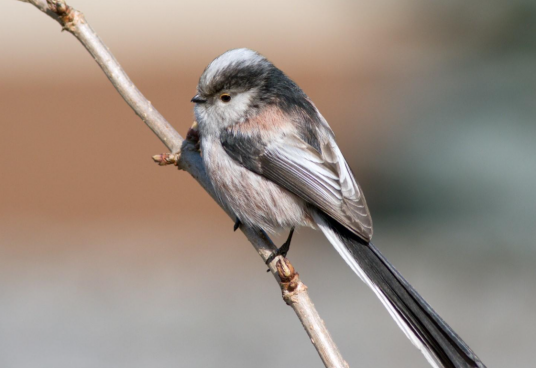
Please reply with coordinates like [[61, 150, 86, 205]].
[[191, 94, 207, 104]]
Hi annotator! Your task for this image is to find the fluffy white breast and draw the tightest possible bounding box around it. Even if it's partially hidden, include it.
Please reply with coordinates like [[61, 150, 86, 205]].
[[201, 137, 314, 233]]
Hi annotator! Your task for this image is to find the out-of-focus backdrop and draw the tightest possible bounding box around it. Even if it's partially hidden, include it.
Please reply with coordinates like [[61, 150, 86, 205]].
[[1, 1, 535, 367]]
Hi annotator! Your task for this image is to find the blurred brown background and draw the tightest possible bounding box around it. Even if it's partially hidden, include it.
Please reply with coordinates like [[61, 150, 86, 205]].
[[1, 1, 535, 367]]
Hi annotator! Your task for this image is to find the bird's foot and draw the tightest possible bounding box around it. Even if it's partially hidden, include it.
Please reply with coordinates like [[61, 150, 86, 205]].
[[186, 121, 201, 152], [233, 218, 241, 232], [265, 228, 295, 271]]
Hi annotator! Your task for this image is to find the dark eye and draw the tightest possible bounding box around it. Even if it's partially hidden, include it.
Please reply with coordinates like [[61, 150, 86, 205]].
[[220, 93, 232, 103]]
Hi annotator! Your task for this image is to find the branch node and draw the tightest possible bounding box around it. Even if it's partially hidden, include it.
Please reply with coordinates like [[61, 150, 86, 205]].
[[46, 0, 83, 32], [152, 153, 180, 166], [277, 258, 306, 305], [276, 257, 295, 282]]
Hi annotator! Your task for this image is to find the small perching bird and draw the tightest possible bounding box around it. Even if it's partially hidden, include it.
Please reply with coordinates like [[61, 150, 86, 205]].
[[192, 48, 486, 368]]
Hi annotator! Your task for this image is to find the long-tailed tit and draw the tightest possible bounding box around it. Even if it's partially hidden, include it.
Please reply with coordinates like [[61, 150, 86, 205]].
[[191, 48, 485, 368]]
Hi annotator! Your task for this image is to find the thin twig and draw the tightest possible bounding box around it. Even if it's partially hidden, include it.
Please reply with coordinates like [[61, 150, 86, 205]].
[[16, 1, 349, 367]]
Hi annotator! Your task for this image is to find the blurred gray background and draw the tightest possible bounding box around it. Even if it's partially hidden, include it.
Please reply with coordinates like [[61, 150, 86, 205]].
[[1, 0, 535, 367]]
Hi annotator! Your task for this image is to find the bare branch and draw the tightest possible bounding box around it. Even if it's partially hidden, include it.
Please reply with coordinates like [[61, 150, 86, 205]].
[[17, 0, 59, 20], [17, 1, 349, 367]]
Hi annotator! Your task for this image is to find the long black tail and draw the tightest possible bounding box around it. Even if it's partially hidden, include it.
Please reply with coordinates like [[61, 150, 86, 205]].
[[313, 212, 486, 368]]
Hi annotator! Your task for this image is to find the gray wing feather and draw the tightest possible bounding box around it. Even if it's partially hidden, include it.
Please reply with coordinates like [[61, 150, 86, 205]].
[[264, 135, 372, 241], [220, 124, 373, 242]]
